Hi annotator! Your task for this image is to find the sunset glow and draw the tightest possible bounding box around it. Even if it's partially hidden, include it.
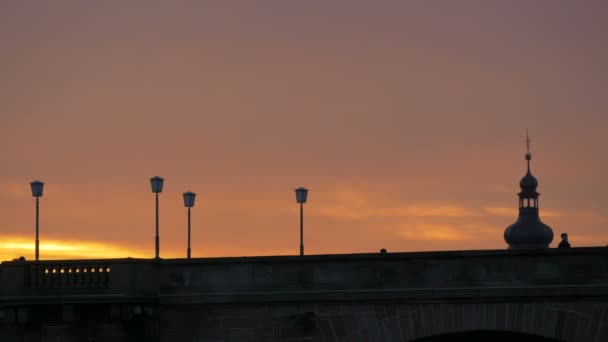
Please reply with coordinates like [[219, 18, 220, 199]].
[[1, 2, 607, 261], [0, 235, 147, 261]]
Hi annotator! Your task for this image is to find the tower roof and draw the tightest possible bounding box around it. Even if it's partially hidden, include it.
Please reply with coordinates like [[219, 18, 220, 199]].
[[519, 171, 538, 193], [504, 131, 553, 249], [519, 131, 539, 197]]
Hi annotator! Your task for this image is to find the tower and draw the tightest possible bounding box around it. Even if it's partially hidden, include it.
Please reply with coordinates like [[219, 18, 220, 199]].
[[504, 132, 554, 249]]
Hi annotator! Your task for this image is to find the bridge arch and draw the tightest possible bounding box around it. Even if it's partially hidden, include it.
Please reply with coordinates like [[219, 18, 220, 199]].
[[318, 301, 603, 342], [412, 330, 563, 341]]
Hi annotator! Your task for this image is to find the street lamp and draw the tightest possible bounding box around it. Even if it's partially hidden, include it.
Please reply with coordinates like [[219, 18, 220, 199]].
[[295, 187, 309, 256], [30, 180, 44, 261], [183, 191, 196, 258], [150, 176, 164, 259]]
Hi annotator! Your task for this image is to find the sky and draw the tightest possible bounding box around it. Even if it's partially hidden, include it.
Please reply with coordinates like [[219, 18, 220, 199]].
[[1, 1, 607, 261]]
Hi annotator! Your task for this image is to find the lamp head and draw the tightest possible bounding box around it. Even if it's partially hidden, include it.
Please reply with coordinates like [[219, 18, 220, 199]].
[[30, 181, 44, 197], [183, 191, 196, 207], [150, 176, 164, 193], [295, 187, 308, 204]]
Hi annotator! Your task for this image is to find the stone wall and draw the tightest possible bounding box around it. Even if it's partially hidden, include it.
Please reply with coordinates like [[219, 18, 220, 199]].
[[1, 247, 608, 341], [159, 301, 608, 342]]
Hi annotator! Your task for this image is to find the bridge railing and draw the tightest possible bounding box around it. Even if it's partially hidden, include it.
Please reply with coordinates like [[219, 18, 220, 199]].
[[2, 248, 608, 305], [0, 258, 160, 304], [25, 262, 112, 289]]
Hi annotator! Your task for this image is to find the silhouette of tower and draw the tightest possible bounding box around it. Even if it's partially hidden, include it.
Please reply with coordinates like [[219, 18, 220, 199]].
[[504, 132, 554, 249]]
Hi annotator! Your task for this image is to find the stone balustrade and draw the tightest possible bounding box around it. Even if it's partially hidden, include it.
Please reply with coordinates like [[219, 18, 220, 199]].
[[26, 263, 112, 288]]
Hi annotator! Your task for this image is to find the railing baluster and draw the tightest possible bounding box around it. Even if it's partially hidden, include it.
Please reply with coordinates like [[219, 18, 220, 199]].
[[24, 262, 111, 289]]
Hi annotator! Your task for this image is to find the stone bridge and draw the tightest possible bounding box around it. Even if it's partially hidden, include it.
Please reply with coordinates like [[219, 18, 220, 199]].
[[1, 247, 608, 341]]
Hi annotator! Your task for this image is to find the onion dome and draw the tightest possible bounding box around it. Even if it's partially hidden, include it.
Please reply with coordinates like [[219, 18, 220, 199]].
[[520, 171, 538, 192], [519, 152, 539, 196], [504, 133, 554, 249]]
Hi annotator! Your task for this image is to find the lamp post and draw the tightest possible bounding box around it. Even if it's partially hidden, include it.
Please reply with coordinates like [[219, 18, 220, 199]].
[[295, 187, 308, 256], [30, 180, 44, 261], [183, 191, 196, 258], [150, 176, 164, 259]]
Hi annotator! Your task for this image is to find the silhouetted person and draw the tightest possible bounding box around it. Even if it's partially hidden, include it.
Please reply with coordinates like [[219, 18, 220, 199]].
[[558, 233, 570, 248], [380, 248, 387, 254]]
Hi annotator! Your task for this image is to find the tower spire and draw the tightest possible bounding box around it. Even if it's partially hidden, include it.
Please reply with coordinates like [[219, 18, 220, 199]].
[[504, 132, 553, 249], [525, 129, 532, 172]]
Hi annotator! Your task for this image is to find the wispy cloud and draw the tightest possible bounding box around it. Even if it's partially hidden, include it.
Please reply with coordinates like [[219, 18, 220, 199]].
[[310, 187, 474, 220], [481, 185, 513, 194], [577, 212, 608, 226], [315, 205, 474, 220], [484, 207, 561, 217], [2, 182, 29, 199], [400, 224, 470, 241], [397, 222, 499, 242]]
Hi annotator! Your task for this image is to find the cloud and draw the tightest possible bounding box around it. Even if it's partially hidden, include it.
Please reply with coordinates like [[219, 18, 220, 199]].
[[2, 182, 29, 199], [563, 234, 608, 247], [310, 187, 475, 220], [577, 212, 608, 226], [331, 188, 369, 207], [314, 204, 473, 220], [400, 224, 469, 241], [481, 185, 513, 194], [484, 207, 561, 217], [484, 207, 517, 217], [397, 222, 499, 242], [273, 186, 445, 220]]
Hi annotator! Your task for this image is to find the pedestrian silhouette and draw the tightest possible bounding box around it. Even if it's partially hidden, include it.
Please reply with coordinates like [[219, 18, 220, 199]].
[[558, 233, 571, 248]]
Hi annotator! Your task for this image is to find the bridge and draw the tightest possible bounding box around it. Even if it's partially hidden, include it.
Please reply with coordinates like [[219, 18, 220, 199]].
[[1, 247, 607, 341]]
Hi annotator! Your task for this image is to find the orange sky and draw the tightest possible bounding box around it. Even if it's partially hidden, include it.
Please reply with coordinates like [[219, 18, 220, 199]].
[[1, 1, 607, 261]]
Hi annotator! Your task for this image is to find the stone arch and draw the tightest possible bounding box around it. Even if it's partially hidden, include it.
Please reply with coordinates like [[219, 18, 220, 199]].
[[411, 330, 563, 341], [315, 302, 607, 342]]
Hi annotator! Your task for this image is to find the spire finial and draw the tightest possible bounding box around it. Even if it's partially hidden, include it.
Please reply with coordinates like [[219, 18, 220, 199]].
[[525, 130, 532, 171]]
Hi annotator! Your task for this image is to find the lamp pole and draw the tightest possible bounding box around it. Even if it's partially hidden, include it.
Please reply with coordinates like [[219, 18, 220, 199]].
[[150, 176, 164, 259], [187, 206, 191, 258], [36, 196, 39, 260], [30, 181, 44, 261], [156, 192, 159, 258], [183, 191, 196, 258], [300, 202, 304, 256], [295, 187, 309, 256]]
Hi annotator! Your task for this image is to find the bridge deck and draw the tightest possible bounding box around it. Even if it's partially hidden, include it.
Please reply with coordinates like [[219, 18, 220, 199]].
[[2, 247, 607, 305]]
